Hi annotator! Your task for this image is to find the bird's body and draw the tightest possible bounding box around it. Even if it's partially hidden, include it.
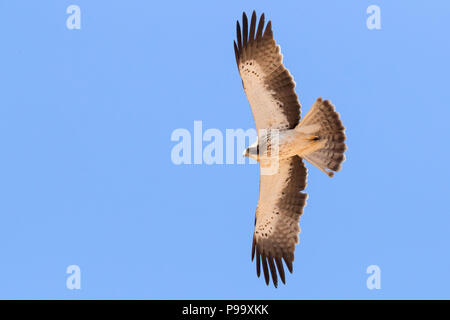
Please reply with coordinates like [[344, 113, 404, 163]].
[[234, 11, 347, 287], [247, 124, 330, 163]]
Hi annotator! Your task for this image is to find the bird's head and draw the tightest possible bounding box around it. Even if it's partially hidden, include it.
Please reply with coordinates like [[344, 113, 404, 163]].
[[243, 139, 259, 161]]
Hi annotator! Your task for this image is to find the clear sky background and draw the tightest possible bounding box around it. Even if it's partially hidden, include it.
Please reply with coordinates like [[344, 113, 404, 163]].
[[0, 1, 449, 299]]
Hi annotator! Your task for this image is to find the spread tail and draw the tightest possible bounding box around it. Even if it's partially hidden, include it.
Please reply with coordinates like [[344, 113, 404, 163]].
[[295, 98, 346, 177]]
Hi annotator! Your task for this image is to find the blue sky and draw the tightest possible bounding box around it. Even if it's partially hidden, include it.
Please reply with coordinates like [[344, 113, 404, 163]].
[[0, 1, 449, 299]]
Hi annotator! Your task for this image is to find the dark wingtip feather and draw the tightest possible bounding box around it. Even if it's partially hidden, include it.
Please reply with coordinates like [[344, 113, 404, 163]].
[[242, 12, 248, 46], [256, 248, 261, 277], [236, 21, 242, 51], [275, 257, 286, 284], [268, 258, 278, 288], [249, 11, 257, 42], [264, 20, 272, 38], [233, 41, 239, 65], [251, 236, 256, 261], [256, 13, 265, 40], [284, 257, 293, 274], [261, 255, 270, 285]]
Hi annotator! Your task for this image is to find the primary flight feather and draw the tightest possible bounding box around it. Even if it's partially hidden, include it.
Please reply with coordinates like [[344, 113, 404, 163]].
[[234, 11, 347, 287]]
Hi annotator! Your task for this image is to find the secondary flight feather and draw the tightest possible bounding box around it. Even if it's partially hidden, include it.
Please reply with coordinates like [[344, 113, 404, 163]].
[[234, 11, 347, 287]]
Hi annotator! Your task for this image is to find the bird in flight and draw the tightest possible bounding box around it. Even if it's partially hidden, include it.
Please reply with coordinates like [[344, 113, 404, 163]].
[[234, 11, 347, 287]]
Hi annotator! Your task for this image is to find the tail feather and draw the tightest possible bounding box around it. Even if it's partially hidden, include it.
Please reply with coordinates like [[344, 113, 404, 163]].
[[297, 98, 346, 177]]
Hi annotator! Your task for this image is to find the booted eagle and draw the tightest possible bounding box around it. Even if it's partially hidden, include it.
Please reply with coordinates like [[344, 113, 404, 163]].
[[234, 11, 347, 287]]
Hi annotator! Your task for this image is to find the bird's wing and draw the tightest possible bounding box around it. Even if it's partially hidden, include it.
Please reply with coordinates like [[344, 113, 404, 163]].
[[234, 11, 301, 131], [252, 156, 308, 287]]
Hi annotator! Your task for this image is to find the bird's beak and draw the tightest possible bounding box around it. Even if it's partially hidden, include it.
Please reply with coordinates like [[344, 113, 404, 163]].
[[243, 148, 249, 157]]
